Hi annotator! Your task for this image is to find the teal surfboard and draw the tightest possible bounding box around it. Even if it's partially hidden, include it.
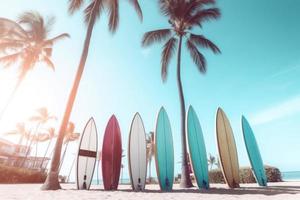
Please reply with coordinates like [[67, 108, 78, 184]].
[[187, 106, 209, 189], [242, 116, 267, 186], [155, 107, 174, 191]]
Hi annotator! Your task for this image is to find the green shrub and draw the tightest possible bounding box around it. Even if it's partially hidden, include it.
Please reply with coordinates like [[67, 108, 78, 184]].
[[209, 166, 282, 183], [0, 164, 46, 183]]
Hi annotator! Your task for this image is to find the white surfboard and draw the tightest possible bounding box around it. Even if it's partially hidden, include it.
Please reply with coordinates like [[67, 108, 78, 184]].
[[128, 113, 147, 191], [76, 117, 98, 190]]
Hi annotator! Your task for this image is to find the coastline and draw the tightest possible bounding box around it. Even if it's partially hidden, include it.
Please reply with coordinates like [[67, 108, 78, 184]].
[[1, 182, 299, 200]]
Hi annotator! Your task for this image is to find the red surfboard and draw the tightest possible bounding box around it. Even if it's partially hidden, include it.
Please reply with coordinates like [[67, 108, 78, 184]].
[[102, 115, 122, 190]]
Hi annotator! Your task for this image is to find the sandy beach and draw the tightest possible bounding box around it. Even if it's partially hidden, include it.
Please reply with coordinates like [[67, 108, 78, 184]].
[[0, 182, 299, 200]]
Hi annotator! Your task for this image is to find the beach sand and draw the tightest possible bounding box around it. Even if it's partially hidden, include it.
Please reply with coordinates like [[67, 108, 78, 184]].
[[1, 182, 300, 200]]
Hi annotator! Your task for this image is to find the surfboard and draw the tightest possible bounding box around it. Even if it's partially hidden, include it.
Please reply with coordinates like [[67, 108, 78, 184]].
[[155, 107, 174, 191], [128, 112, 147, 191], [242, 116, 267, 186], [76, 117, 98, 190], [102, 115, 122, 190], [187, 106, 209, 189], [216, 108, 240, 188]]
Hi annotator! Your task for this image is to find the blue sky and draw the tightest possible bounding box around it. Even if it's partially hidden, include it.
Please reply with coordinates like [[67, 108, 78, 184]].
[[0, 0, 300, 181]]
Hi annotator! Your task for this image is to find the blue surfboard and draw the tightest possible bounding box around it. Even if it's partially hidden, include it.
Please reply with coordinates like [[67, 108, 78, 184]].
[[187, 106, 209, 189], [155, 107, 174, 191], [242, 116, 267, 186]]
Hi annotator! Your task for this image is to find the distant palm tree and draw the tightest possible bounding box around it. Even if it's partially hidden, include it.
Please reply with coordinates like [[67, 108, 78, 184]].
[[208, 154, 216, 170], [4, 122, 30, 148], [146, 131, 155, 182], [58, 122, 80, 173], [0, 12, 69, 119], [4, 122, 32, 166], [43, 0, 143, 190], [142, 0, 221, 188], [29, 107, 57, 161]]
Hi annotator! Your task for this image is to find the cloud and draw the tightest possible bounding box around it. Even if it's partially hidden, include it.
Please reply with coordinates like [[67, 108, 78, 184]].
[[250, 96, 300, 125]]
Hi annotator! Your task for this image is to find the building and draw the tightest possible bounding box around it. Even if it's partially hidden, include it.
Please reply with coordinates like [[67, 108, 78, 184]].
[[0, 138, 49, 171]]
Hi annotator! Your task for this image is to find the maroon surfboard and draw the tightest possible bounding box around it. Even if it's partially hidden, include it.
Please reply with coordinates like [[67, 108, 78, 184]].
[[101, 115, 122, 190]]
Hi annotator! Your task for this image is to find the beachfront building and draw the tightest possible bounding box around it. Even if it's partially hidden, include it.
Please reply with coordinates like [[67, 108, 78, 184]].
[[0, 138, 49, 171]]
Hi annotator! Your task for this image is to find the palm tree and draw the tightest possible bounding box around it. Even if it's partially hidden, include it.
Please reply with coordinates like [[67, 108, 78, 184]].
[[4, 122, 30, 148], [4, 122, 31, 166], [146, 131, 155, 182], [208, 154, 216, 170], [42, 0, 143, 190], [0, 12, 69, 119], [58, 122, 80, 173], [142, 0, 221, 187], [28, 107, 57, 163]]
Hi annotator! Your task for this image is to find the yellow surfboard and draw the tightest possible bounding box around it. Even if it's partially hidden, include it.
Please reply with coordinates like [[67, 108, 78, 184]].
[[216, 108, 240, 188]]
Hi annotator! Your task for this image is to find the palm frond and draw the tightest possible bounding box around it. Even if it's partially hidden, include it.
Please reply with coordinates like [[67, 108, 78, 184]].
[[0, 52, 22, 68], [68, 0, 85, 14], [188, 8, 221, 27], [183, 0, 216, 19], [84, 0, 104, 25], [128, 0, 143, 21], [0, 17, 28, 39], [189, 33, 220, 54], [161, 37, 177, 81], [186, 38, 206, 73], [107, 0, 119, 33], [44, 33, 70, 46], [0, 40, 25, 53], [18, 11, 47, 41], [142, 29, 172, 47], [41, 56, 55, 71]]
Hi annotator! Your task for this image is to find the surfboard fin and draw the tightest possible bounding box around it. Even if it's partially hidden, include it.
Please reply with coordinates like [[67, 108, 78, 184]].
[[165, 177, 170, 188], [203, 180, 209, 189], [83, 175, 87, 189], [137, 178, 142, 191]]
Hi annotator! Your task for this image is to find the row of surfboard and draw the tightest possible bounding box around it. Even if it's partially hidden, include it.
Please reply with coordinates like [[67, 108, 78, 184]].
[[75, 106, 267, 191]]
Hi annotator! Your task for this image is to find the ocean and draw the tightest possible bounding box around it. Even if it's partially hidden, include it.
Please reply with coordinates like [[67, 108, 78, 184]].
[[282, 171, 300, 181]]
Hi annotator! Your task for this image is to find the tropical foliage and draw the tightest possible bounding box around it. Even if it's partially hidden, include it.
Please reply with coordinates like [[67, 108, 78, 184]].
[[0, 12, 69, 119], [142, 0, 221, 187]]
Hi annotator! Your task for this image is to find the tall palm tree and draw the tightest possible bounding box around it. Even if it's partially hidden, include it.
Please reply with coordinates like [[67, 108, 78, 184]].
[[42, 0, 143, 190], [58, 122, 80, 173], [208, 154, 216, 170], [0, 12, 69, 119], [142, 0, 221, 187]]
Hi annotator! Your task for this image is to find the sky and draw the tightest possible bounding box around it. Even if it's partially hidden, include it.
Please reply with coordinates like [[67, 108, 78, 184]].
[[0, 0, 300, 182]]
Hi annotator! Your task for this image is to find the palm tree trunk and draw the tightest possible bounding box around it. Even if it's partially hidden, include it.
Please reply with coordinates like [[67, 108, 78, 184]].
[[0, 78, 22, 121], [177, 35, 193, 188], [41, 2, 99, 190]]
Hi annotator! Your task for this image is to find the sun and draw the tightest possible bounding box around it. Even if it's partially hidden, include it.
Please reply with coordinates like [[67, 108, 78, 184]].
[[0, 66, 59, 139]]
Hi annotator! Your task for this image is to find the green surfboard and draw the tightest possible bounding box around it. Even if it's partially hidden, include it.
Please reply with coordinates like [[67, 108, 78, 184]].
[[155, 107, 174, 191], [242, 116, 267, 186], [187, 106, 209, 189]]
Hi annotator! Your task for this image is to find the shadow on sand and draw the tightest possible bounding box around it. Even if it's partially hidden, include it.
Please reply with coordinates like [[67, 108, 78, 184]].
[[80, 185, 300, 196]]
